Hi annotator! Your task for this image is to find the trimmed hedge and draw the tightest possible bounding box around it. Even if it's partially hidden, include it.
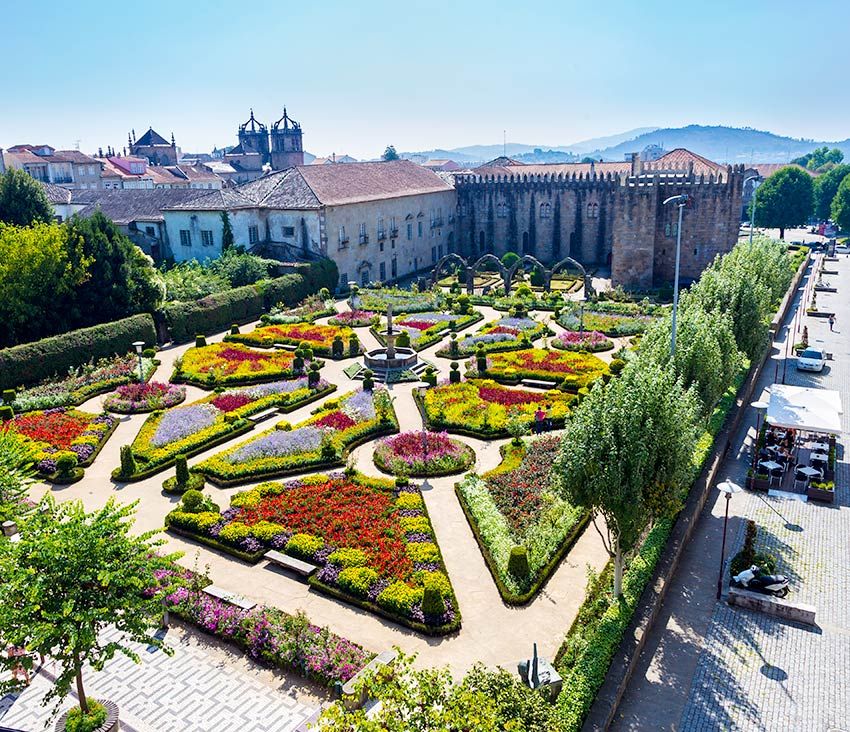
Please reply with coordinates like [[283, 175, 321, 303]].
[[0, 314, 156, 390]]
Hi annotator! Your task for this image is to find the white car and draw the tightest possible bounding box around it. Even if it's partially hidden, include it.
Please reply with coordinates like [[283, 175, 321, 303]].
[[797, 348, 826, 372]]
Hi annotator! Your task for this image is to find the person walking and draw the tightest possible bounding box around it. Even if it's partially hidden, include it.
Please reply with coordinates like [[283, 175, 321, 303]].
[[829, 313, 835, 332], [534, 407, 545, 435]]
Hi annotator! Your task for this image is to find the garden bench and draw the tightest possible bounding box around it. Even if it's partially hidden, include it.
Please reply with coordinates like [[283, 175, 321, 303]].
[[202, 584, 256, 610], [340, 649, 398, 709], [273, 343, 299, 351], [248, 408, 280, 424], [521, 378, 558, 390], [264, 550, 318, 578]]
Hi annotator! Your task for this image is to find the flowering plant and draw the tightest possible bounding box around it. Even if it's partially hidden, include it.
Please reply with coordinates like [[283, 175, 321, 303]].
[[328, 310, 376, 326], [379, 310, 481, 350], [437, 316, 545, 357], [265, 294, 335, 324], [557, 309, 653, 336], [227, 322, 357, 355], [174, 342, 303, 386], [373, 431, 475, 476], [552, 330, 614, 352], [103, 381, 185, 413], [358, 286, 443, 314], [483, 348, 608, 388]]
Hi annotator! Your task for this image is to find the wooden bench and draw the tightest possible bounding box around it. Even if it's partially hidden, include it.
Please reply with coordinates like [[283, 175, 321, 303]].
[[202, 584, 256, 610], [264, 550, 318, 578], [521, 378, 558, 390], [248, 408, 280, 424], [340, 649, 398, 709], [273, 343, 299, 351]]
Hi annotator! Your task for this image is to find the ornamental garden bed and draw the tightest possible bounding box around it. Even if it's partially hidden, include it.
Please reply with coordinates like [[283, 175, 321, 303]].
[[226, 322, 360, 357], [357, 286, 444, 314], [370, 311, 483, 352], [435, 316, 548, 358], [552, 330, 614, 352], [103, 381, 186, 414], [417, 379, 576, 438], [1, 353, 157, 413], [261, 294, 336, 324], [8, 407, 117, 482], [456, 436, 589, 604], [373, 431, 476, 477], [115, 378, 336, 481], [165, 472, 461, 634], [195, 388, 399, 486], [328, 309, 378, 327], [171, 342, 309, 387], [557, 309, 654, 337], [477, 348, 608, 391]]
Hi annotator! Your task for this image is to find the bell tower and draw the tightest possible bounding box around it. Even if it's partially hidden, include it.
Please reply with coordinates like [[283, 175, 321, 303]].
[[270, 107, 304, 170]]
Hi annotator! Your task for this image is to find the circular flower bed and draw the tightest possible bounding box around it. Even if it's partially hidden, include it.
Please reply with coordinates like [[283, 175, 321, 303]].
[[552, 330, 614, 352], [329, 309, 377, 327], [103, 382, 186, 413], [373, 431, 475, 477]]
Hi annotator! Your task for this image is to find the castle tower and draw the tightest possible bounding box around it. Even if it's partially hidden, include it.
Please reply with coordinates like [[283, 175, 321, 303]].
[[269, 107, 304, 170], [237, 109, 270, 164]]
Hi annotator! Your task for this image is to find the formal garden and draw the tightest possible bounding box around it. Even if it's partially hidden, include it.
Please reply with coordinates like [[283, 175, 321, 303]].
[[0, 181, 810, 732]]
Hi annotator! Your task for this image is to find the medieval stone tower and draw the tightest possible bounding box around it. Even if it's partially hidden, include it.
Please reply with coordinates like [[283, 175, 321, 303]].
[[237, 109, 270, 164], [269, 108, 304, 170]]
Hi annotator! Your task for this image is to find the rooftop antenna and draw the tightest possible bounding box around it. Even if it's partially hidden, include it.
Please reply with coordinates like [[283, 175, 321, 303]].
[[74, 139, 81, 151]]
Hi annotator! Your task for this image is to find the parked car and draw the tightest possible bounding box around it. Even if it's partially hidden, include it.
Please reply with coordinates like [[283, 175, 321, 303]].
[[797, 348, 826, 372]]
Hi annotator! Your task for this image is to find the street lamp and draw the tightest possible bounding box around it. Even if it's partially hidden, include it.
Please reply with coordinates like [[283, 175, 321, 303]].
[[579, 301, 585, 337], [132, 341, 145, 383], [750, 400, 768, 470], [662, 194, 689, 355], [743, 175, 761, 248], [716, 479, 743, 599]]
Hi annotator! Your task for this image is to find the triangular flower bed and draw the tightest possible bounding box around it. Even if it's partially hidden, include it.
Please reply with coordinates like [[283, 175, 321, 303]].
[[225, 322, 360, 356], [166, 471, 460, 635], [195, 388, 398, 486], [172, 342, 308, 388]]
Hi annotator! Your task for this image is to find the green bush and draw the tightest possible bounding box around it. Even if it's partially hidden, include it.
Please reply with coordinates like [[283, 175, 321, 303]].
[[396, 330, 411, 348], [0, 405, 12, 421], [64, 698, 107, 732], [55, 452, 78, 477], [0, 313, 156, 390], [2, 389, 15, 404], [377, 581, 422, 615], [348, 334, 359, 357], [422, 575, 446, 616], [449, 362, 461, 383], [338, 566, 379, 597], [142, 347, 156, 359], [507, 545, 530, 580], [175, 455, 190, 485], [119, 445, 136, 477], [332, 335, 344, 358], [230, 324, 240, 335], [195, 334, 207, 348], [163, 284, 265, 343], [608, 358, 626, 375], [181, 489, 205, 513]]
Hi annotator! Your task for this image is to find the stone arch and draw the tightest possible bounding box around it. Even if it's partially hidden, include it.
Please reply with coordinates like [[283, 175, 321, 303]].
[[431, 253, 468, 287], [506, 254, 547, 295], [550, 255, 594, 298], [470, 253, 507, 296]]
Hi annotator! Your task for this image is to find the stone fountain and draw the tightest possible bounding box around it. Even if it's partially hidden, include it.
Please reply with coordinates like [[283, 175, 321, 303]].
[[363, 304, 418, 373]]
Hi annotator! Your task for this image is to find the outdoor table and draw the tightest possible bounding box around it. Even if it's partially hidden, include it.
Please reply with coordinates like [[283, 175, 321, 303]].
[[759, 460, 783, 485], [809, 442, 829, 452], [811, 452, 829, 464], [797, 466, 821, 479]]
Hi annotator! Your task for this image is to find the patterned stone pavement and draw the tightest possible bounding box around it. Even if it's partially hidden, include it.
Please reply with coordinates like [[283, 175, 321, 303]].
[[0, 624, 321, 732]]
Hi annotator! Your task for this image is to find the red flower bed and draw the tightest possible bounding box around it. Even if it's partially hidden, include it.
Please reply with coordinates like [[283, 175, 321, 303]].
[[313, 411, 356, 430], [398, 320, 436, 331], [239, 478, 412, 580], [216, 347, 272, 364], [477, 385, 540, 406], [515, 351, 577, 374], [211, 393, 253, 412], [13, 410, 91, 449], [487, 325, 520, 336], [266, 325, 328, 343]]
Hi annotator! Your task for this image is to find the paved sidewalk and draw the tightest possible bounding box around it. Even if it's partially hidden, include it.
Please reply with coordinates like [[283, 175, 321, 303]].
[[612, 245, 850, 731]]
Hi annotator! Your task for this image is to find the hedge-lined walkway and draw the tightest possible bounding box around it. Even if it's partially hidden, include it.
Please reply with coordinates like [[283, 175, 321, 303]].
[[27, 299, 608, 678]]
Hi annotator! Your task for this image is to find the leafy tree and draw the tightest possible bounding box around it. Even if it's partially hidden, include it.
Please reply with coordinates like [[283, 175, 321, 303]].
[[382, 145, 400, 161], [0, 168, 53, 227], [0, 497, 173, 717], [319, 651, 553, 731], [813, 164, 850, 220], [752, 167, 814, 238], [0, 429, 37, 523], [63, 212, 164, 329], [0, 221, 90, 346], [553, 361, 699, 597], [581, 156, 598, 164], [830, 172, 850, 234], [221, 210, 234, 251], [500, 251, 520, 269], [209, 248, 274, 287], [791, 146, 844, 172]]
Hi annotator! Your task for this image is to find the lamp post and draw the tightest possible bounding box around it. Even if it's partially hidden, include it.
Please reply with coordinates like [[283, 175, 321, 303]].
[[579, 302, 585, 337], [716, 480, 743, 599], [750, 400, 768, 471], [132, 341, 145, 383], [662, 194, 689, 356], [743, 175, 760, 248]]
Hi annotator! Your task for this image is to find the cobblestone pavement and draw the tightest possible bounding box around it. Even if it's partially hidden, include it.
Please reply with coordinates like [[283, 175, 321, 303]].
[[614, 238, 850, 731], [0, 624, 322, 732]]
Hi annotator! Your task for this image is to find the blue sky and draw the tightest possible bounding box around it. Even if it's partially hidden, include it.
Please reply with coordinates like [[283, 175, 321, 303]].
[[1, 0, 846, 159]]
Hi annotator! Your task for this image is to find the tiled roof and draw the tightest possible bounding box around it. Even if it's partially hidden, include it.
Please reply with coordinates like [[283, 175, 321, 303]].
[[51, 150, 100, 165], [748, 163, 816, 179], [72, 189, 203, 224], [170, 165, 222, 183], [164, 188, 256, 211], [650, 148, 723, 176], [148, 166, 188, 186], [472, 161, 631, 178], [39, 181, 72, 204], [5, 149, 48, 166], [134, 128, 170, 147]]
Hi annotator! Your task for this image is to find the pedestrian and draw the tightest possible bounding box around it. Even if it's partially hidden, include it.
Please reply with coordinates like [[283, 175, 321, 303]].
[[829, 313, 835, 332], [534, 407, 545, 435]]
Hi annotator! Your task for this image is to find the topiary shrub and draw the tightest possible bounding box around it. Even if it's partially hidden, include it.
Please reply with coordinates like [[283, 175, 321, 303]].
[[609, 358, 626, 375], [119, 445, 136, 477], [449, 334, 459, 358], [476, 346, 487, 374], [396, 330, 411, 348], [299, 342, 314, 361], [181, 489, 205, 513], [332, 335, 344, 358], [449, 362, 461, 384], [362, 369, 374, 391], [230, 324, 240, 335], [2, 389, 16, 404], [508, 545, 530, 581], [175, 455, 190, 485], [308, 361, 321, 387], [0, 405, 13, 421], [422, 366, 437, 387], [422, 575, 446, 616], [293, 354, 305, 373], [348, 334, 359, 357], [55, 451, 78, 478], [195, 334, 207, 348]]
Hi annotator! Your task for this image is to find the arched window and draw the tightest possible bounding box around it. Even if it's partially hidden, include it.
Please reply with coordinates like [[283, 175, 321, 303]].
[[586, 202, 599, 219], [540, 202, 551, 219]]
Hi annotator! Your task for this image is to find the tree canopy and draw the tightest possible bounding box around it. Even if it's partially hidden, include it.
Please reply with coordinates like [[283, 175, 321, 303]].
[[382, 145, 400, 161], [813, 164, 850, 221], [0, 429, 37, 523], [0, 497, 172, 715], [791, 146, 844, 172], [752, 167, 814, 238], [830, 172, 850, 234], [0, 168, 53, 227]]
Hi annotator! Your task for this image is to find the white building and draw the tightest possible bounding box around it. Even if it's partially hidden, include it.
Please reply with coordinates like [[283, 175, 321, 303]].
[[163, 160, 457, 288]]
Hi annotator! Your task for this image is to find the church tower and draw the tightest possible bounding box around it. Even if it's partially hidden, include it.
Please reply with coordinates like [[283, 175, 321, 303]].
[[237, 109, 270, 164], [270, 107, 304, 170]]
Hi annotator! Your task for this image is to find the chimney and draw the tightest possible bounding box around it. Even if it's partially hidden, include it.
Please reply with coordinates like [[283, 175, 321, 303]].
[[630, 152, 642, 176]]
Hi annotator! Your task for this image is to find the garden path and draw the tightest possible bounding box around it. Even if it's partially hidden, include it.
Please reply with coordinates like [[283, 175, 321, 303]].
[[28, 299, 609, 679]]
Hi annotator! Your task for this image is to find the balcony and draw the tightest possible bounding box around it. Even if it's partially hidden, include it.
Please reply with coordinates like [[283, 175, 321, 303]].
[[431, 218, 444, 228], [358, 234, 369, 245], [52, 176, 73, 184], [338, 237, 349, 250], [390, 227, 399, 238], [377, 230, 386, 240]]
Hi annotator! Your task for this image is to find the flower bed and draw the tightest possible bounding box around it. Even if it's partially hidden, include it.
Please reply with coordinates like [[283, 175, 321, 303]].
[[149, 563, 372, 686], [357, 286, 443, 314], [103, 381, 186, 413], [2, 353, 156, 413], [226, 322, 359, 356], [118, 378, 335, 480], [196, 388, 398, 486], [263, 294, 336, 324], [7, 407, 117, 480], [419, 379, 575, 438], [480, 348, 608, 390], [372, 311, 482, 351], [557, 309, 653, 337], [456, 436, 588, 602], [373, 431, 475, 476], [552, 330, 614, 352], [166, 472, 460, 634], [172, 342, 305, 387], [328, 309, 377, 327], [436, 316, 546, 357]]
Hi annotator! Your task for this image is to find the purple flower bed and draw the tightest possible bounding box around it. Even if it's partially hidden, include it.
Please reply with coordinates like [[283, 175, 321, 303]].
[[342, 389, 376, 422], [151, 403, 220, 448], [225, 426, 324, 464]]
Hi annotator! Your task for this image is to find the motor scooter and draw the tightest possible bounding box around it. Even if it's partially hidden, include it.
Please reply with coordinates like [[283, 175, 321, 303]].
[[732, 565, 789, 598]]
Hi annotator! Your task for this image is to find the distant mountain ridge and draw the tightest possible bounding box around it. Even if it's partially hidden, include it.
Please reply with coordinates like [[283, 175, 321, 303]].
[[401, 125, 850, 165]]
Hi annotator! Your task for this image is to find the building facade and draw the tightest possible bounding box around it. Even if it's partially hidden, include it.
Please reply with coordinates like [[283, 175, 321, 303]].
[[129, 128, 179, 166], [3, 145, 103, 189], [454, 150, 745, 288]]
